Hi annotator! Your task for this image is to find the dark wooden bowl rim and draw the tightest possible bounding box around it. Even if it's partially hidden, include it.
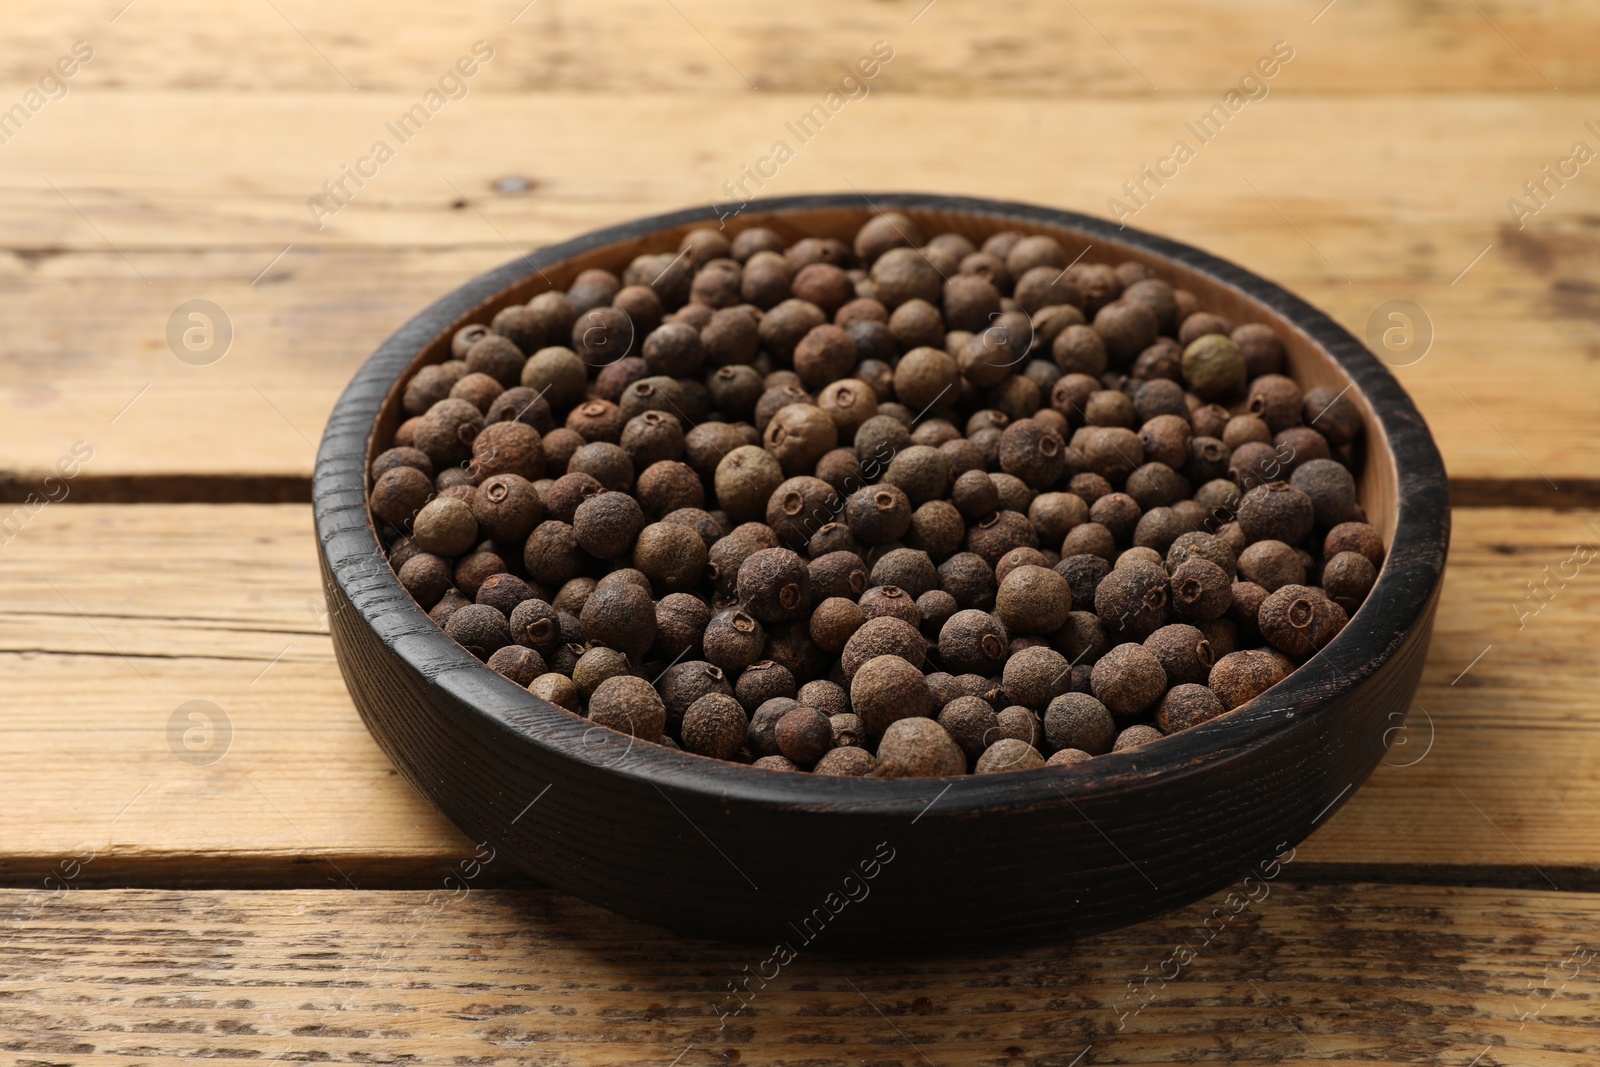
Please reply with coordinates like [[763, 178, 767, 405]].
[[314, 193, 1449, 823]]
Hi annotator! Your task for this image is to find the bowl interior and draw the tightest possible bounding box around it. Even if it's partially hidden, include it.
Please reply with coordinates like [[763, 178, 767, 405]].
[[354, 196, 1433, 811]]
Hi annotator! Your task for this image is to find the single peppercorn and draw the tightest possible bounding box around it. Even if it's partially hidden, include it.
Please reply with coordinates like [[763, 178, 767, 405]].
[[874, 717, 966, 777], [412, 496, 479, 557], [801, 680, 851, 720], [1169, 557, 1233, 622], [844, 483, 913, 545], [1154, 682, 1226, 735], [775, 705, 834, 764], [810, 596, 866, 652], [1090, 642, 1167, 721], [587, 675, 666, 741], [702, 608, 766, 675], [993, 565, 1073, 637], [572, 490, 645, 560], [444, 603, 512, 661], [1321, 550, 1377, 613], [736, 547, 810, 624], [1094, 559, 1171, 640], [370, 465, 434, 529], [579, 581, 656, 663], [1209, 649, 1285, 710], [1143, 622, 1216, 687], [680, 693, 748, 760], [1237, 539, 1306, 593], [814, 746, 878, 777], [870, 548, 940, 599], [938, 609, 1009, 676], [1113, 724, 1164, 751], [1258, 584, 1346, 657], [937, 695, 1001, 762], [735, 660, 797, 714], [1043, 693, 1116, 755], [1289, 459, 1358, 529], [658, 661, 733, 733], [1001, 644, 1072, 710], [1237, 482, 1315, 546], [841, 616, 927, 679]]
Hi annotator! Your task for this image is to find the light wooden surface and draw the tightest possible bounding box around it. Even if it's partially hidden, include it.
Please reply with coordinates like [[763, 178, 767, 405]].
[[2, 0, 1598, 1061], [3, 885, 1599, 1065]]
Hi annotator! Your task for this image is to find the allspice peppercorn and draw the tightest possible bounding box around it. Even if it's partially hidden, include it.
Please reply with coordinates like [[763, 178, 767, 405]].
[[681, 693, 749, 760], [1258, 584, 1346, 657], [1170, 557, 1233, 622], [775, 705, 834, 764], [938, 609, 1009, 676], [814, 747, 878, 777], [1143, 623, 1215, 687], [1112, 724, 1164, 751], [995, 565, 1073, 636], [1237, 539, 1306, 593], [937, 695, 1001, 761], [1002, 644, 1072, 710], [874, 717, 965, 777], [412, 496, 479, 557], [1094, 559, 1171, 639], [845, 483, 913, 544], [1237, 482, 1315, 546], [735, 659, 797, 713], [1321, 550, 1376, 613], [810, 596, 866, 652], [850, 654, 932, 736], [444, 603, 512, 661], [736, 547, 811, 623], [588, 675, 666, 742], [1043, 692, 1116, 756], [841, 616, 927, 677], [1209, 649, 1286, 710], [573, 490, 645, 560], [1090, 642, 1168, 721], [1181, 334, 1247, 400], [580, 580, 656, 663], [1156, 682, 1226, 734]]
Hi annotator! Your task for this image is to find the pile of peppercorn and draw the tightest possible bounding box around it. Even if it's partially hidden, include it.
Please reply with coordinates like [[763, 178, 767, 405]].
[[369, 213, 1384, 777]]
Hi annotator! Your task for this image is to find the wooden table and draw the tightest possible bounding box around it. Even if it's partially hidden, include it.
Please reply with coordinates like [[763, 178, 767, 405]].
[[3, 1, 1598, 1062]]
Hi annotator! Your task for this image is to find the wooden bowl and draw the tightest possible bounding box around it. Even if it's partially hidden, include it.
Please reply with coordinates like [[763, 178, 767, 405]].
[[313, 194, 1450, 952]]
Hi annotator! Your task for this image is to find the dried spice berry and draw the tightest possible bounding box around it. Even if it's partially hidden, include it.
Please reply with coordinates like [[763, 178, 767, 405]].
[[412, 496, 479, 557], [735, 660, 797, 714], [703, 608, 766, 675], [444, 603, 513, 661], [1170, 557, 1233, 622], [1094, 559, 1171, 639], [841, 616, 927, 678], [1321, 551, 1376, 613], [371, 466, 434, 529], [634, 522, 708, 592], [775, 705, 834, 764], [1112, 724, 1163, 751], [800, 680, 850, 719], [1143, 623, 1215, 687], [874, 717, 965, 777], [937, 695, 1001, 762], [994, 565, 1073, 636], [1090, 642, 1167, 721], [1001, 645, 1072, 710], [588, 675, 666, 741], [870, 548, 940, 599], [1237, 539, 1306, 593], [737, 547, 810, 623], [1155, 682, 1226, 734], [580, 581, 656, 662], [659, 661, 733, 733], [486, 645, 547, 687], [1209, 649, 1285, 710], [1237, 482, 1315, 546], [1289, 459, 1358, 529], [573, 490, 645, 560], [974, 737, 1046, 774], [814, 746, 877, 777], [681, 693, 748, 760], [1258, 584, 1346, 657], [1043, 693, 1116, 755], [471, 473, 544, 543], [1181, 334, 1247, 400], [844, 655, 934, 739], [810, 596, 866, 652], [510, 598, 562, 652], [938, 609, 1009, 675]]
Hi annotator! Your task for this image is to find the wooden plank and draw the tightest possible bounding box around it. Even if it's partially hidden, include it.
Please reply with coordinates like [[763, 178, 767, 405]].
[[13, 0, 1591, 93], [1, 93, 1597, 489], [1, 884, 1598, 1064], [0, 504, 1596, 886]]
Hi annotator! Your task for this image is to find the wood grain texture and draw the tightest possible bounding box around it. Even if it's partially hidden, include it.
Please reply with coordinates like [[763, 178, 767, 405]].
[[10, 0, 1591, 92], [2, 884, 1598, 1064], [0, 95, 1597, 489], [0, 503, 1590, 888]]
